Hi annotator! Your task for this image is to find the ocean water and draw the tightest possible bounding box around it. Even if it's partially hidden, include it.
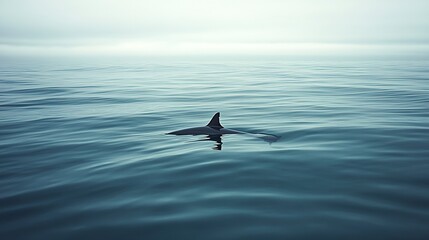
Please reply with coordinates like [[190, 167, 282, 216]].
[[1, 58, 429, 239]]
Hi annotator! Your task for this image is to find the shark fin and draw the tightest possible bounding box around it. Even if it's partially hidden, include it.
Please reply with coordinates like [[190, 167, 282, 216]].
[[206, 112, 223, 129]]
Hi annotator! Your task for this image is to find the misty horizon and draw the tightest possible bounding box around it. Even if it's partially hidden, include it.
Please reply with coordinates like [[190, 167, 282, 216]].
[[1, 0, 429, 58]]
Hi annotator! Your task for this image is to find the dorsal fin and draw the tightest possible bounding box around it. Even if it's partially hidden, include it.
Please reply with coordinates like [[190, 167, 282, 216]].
[[206, 112, 223, 129]]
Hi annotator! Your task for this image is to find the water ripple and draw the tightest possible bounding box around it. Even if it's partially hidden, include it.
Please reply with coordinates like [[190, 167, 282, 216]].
[[1, 60, 429, 239]]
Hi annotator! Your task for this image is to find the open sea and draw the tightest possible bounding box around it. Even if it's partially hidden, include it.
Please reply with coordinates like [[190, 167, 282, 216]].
[[1, 57, 429, 239]]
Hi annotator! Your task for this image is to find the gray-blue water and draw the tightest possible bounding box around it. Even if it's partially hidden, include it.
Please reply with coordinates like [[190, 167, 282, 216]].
[[1, 58, 429, 239]]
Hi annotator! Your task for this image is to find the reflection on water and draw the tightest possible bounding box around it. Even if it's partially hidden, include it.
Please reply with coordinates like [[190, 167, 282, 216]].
[[197, 135, 223, 150]]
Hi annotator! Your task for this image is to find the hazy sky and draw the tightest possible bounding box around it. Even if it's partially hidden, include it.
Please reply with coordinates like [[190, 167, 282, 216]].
[[1, 0, 429, 56]]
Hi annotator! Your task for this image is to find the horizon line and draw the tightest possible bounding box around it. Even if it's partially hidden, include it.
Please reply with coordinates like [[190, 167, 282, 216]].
[[1, 41, 429, 57]]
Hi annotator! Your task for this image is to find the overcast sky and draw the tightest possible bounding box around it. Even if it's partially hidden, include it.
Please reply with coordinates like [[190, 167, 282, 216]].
[[1, 0, 429, 56]]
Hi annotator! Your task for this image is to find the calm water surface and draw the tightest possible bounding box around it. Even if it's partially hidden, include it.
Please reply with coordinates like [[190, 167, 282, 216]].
[[1, 58, 429, 239]]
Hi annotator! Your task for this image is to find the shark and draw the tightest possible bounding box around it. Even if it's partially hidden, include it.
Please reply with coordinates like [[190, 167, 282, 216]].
[[167, 112, 279, 150]]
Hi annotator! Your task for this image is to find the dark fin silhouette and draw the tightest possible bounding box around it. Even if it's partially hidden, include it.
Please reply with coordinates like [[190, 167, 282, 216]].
[[206, 112, 223, 129]]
